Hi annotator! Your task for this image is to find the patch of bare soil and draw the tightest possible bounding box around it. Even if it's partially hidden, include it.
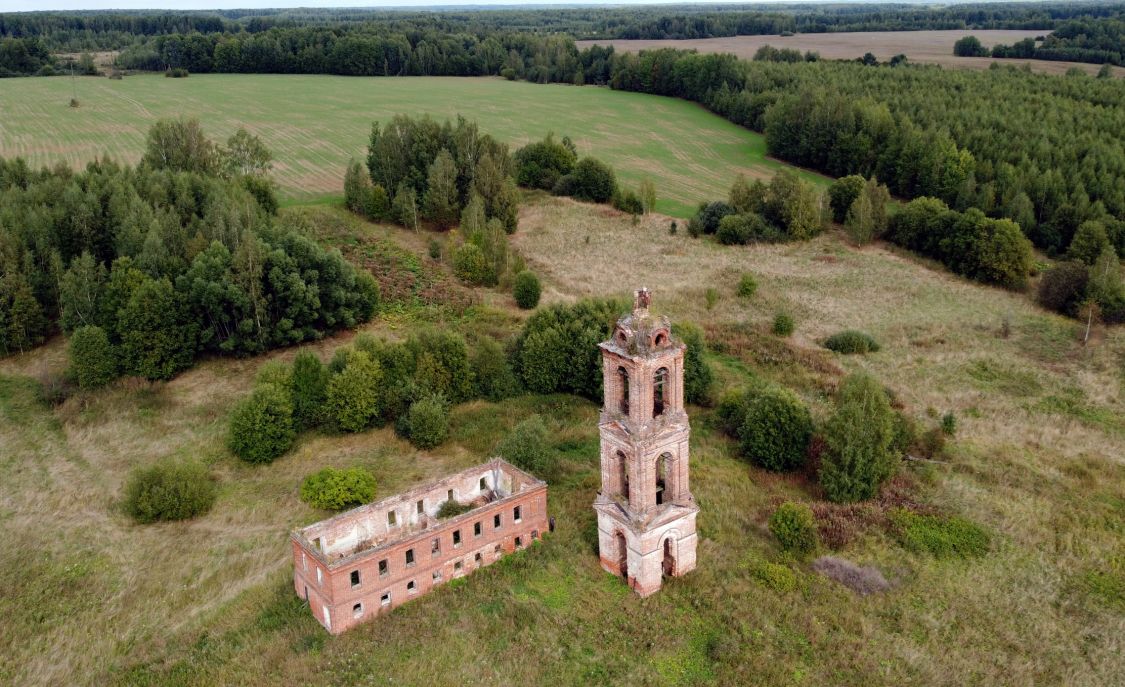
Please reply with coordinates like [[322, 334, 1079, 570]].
[[812, 556, 893, 595]]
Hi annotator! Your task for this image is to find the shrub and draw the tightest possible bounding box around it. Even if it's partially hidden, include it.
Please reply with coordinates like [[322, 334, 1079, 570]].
[[769, 502, 819, 554], [68, 325, 117, 389], [228, 384, 296, 463], [612, 188, 644, 214], [569, 157, 617, 203], [674, 323, 714, 406], [300, 466, 376, 511], [290, 350, 328, 430], [693, 201, 735, 235], [705, 287, 719, 310], [118, 277, 198, 381], [772, 313, 795, 337], [828, 175, 866, 224], [402, 394, 450, 449], [496, 415, 554, 478], [735, 386, 813, 471], [890, 509, 990, 558], [164, 67, 189, 78], [820, 373, 896, 503], [716, 212, 779, 245], [512, 298, 623, 399], [513, 133, 576, 191], [325, 350, 384, 432], [737, 273, 757, 298], [749, 559, 798, 592], [436, 499, 474, 518], [513, 270, 541, 309], [406, 330, 473, 403], [824, 330, 880, 354], [1037, 260, 1090, 316], [472, 337, 520, 402], [428, 238, 441, 260], [941, 412, 957, 436], [123, 460, 216, 523], [453, 242, 493, 286]]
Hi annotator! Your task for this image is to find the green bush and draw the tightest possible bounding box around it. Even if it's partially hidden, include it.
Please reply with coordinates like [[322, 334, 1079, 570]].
[[436, 499, 474, 519], [1037, 260, 1089, 316], [716, 212, 780, 245], [512, 298, 623, 399], [828, 175, 867, 224], [734, 386, 813, 471], [406, 329, 473, 403], [772, 313, 795, 337], [471, 337, 520, 402], [496, 415, 554, 478], [403, 394, 450, 449], [890, 509, 990, 558], [768, 502, 819, 554], [674, 322, 714, 406], [820, 373, 897, 503], [749, 558, 799, 592], [736, 273, 757, 298], [228, 384, 296, 464], [290, 350, 328, 430], [123, 460, 216, 523], [693, 201, 736, 235], [325, 350, 384, 432], [68, 325, 118, 389], [513, 270, 541, 309], [453, 242, 493, 286], [612, 188, 644, 214], [118, 277, 198, 380], [941, 412, 957, 436], [300, 466, 376, 511], [568, 157, 618, 203], [824, 330, 880, 354]]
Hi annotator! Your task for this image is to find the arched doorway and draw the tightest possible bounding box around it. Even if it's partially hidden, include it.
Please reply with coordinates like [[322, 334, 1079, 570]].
[[662, 536, 676, 577], [615, 531, 628, 580]]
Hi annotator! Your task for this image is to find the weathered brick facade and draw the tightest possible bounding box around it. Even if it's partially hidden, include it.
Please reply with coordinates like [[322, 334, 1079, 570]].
[[594, 288, 699, 596], [292, 459, 548, 634]]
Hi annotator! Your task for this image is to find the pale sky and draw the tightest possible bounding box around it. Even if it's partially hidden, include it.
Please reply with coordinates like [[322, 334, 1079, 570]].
[[3, 1, 796, 11]]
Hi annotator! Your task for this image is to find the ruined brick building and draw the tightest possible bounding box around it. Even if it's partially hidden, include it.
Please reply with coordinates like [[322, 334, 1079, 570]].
[[291, 459, 548, 634], [594, 288, 699, 596]]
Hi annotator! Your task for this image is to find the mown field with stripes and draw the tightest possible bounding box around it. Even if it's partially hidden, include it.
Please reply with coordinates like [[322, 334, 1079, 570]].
[[0, 73, 817, 217]]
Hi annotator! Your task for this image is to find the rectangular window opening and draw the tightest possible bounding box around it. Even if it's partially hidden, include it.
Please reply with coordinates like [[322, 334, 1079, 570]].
[[407, 580, 417, 594], [515, 536, 523, 549], [416, 500, 424, 515], [453, 529, 462, 547], [431, 537, 440, 555], [479, 477, 488, 491], [378, 559, 388, 577], [493, 513, 501, 529], [380, 592, 391, 607], [447, 489, 454, 501], [353, 602, 363, 618], [350, 570, 360, 588], [473, 521, 482, 537], [513, 505, 522, 523], [387, 510, 397, 527], [405, 549, 415, 567]]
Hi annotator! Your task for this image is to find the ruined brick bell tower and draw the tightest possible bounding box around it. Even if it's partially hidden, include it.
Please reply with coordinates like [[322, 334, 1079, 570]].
[[594, 288, 698, 596]]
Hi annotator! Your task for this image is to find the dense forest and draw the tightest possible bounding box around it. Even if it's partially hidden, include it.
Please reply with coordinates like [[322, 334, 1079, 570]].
[[5, 3, 1122, 51], [989, 13, 1125, 65], [0, 121, 378, 370]]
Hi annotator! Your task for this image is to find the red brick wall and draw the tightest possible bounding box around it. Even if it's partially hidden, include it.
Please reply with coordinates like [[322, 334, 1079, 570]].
[[294, 485, 548, 634]]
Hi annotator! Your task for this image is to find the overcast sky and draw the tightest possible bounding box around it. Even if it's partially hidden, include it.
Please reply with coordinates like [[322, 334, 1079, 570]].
[[3, 1, 793, 11]]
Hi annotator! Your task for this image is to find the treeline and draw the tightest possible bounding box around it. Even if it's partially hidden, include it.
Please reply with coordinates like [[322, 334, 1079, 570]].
[[0, 37, 51, 76], [990, 14, 1125, 65], [0, 120, 378, 373], [597, 49, 1125, 260], [8, 3, 1122, 51]]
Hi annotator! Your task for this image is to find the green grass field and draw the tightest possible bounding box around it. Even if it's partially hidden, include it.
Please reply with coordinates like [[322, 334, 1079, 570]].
[[0, 74, 811, 216], [1, 200, 1122, 686]]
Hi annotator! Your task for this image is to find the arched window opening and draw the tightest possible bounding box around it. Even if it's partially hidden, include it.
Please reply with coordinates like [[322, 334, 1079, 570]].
[[654, 332, 666, 346], [616, 450, 629, 501], [653, 367, 668, 417], [656, 453, 670, 506], [617, 366, 630, 414]]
